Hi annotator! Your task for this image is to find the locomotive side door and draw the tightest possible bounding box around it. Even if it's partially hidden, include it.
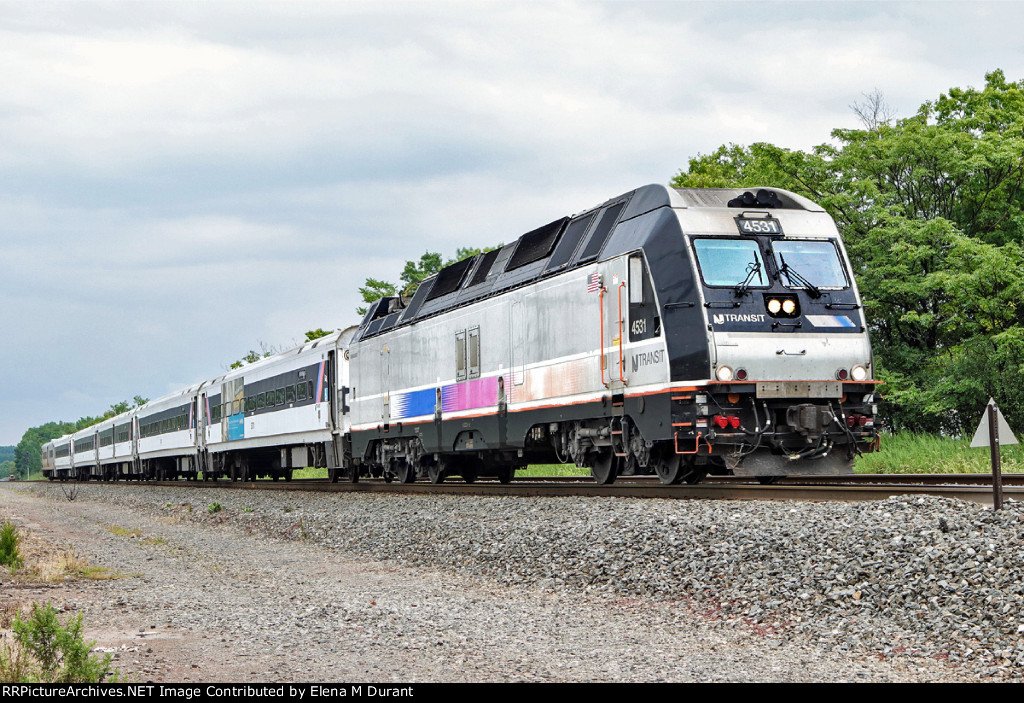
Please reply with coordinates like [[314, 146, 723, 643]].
[[380, 345, 390, 422], [601, 258, 630, 391], [510, 299, 525, 387]]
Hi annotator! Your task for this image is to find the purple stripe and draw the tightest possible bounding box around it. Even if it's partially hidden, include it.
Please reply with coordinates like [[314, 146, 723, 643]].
[[442, 376, 500, 413]]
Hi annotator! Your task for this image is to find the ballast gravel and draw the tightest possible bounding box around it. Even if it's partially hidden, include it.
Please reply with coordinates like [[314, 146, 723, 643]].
[[2, 482, 1022, 682]]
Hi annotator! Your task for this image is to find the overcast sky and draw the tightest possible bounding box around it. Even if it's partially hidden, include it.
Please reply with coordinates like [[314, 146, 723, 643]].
[[2, 0, 1022, 444]]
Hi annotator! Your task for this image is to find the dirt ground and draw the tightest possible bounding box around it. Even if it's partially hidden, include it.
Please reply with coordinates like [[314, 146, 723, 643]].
[[0, 483, 973, 683]]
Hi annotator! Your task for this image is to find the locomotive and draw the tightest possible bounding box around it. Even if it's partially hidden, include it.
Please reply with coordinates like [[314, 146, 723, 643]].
[[42, 184, 878, 485]]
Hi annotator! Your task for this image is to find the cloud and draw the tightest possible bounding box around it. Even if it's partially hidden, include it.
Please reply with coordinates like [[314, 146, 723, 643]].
[[3, 1, 1024, 443]]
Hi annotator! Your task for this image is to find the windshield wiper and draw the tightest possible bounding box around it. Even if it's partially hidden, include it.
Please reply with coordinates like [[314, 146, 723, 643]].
[[778, 255, 821, 298], [734, 260, 762, 296]]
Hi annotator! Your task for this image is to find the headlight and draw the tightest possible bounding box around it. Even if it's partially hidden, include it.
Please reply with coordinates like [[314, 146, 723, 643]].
[[767, 299, 782, 314], [716, 366, 733, 382], [782, 299, 796, 314], [851, 365, 868, 381]]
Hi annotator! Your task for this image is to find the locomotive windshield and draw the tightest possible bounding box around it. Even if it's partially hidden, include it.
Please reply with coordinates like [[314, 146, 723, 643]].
[[692, 239, 767, 288], [772, 240, 848, 289]]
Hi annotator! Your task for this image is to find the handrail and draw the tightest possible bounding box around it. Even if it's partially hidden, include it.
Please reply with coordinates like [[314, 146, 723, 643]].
[[599, 286, 608, 387], [675, 431, 713, 455], [617, 282, 627, 383]]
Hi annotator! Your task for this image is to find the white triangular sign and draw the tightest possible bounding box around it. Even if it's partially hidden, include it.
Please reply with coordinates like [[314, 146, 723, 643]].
[[970, 398, 1019, 447]]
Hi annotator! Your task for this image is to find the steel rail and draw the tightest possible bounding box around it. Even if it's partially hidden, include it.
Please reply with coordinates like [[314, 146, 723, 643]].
[[122, 475, 1024, 506]]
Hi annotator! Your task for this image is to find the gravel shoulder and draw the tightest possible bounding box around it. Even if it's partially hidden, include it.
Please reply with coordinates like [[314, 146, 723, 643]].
[[1, 482, 1017, 683]]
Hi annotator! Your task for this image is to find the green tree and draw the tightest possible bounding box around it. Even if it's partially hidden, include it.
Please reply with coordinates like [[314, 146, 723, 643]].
[[228, 341, 279, 369], [304, 328, 334, 342], [14, 421, 77, 479], [672, 70, 1024, 435], [400, 252, 445, 294], [108, 401, 131, 415], [356, 278, 399, 317]]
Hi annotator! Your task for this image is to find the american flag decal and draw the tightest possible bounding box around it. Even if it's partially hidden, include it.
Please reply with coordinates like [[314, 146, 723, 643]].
[[587, 272, 602, 292]]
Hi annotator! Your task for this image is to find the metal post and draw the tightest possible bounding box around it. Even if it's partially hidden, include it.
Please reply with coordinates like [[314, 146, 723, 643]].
[[989, 401, 1004, 511]]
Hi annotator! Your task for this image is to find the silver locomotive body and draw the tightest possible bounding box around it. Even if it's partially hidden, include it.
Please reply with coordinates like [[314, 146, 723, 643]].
[[348, 185, 878, 483]]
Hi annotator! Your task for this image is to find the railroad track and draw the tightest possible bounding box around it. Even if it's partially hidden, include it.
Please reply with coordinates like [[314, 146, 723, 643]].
[[39, 472, 1022, 506]]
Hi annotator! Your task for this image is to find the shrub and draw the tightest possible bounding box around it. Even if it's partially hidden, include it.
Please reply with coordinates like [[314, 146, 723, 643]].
[[0, 603, 115, 682], [0, 520, 22, 572]]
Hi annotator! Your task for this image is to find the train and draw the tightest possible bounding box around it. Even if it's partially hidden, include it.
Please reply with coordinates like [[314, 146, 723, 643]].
[[41, 184, 879, 486]]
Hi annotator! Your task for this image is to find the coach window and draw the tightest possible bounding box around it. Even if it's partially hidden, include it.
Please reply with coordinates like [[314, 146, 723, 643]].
[[286, 385, 296, 404], [257, 393, 266, 409], [297, 382, 307, 401], [308, 380, 316, 401]]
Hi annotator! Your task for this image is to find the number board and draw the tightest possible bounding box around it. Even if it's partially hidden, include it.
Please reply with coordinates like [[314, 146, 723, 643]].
[[735, 216, 783, 236]]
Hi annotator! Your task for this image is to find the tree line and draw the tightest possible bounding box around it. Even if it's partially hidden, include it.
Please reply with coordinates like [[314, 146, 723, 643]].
[[12, 398, 149, 479]]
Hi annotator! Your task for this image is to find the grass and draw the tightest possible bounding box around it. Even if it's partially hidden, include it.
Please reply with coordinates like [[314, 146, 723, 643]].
[[290, 467, 328, 479], [0, 520, 127, 583], [517, 463, 588, 477], [519, 434, 1022, 476], [854, 432, 1024, 474], [104, 525, 142, 539]]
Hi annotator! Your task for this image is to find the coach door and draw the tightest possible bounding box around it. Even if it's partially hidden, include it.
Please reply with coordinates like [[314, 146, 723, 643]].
[[196, 392, 207, 467], [327, 350, 338, 432]]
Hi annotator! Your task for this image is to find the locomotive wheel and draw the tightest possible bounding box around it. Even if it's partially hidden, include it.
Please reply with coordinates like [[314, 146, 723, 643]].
[[591, 449, 619, 485], [654, 452, 685, 485], [427, 460, 445, 484], [681, 467, 707, 484], [460, 457, 480, 483], [496, 464, 514, 484], [395, 459, 416, 484], [329, 468, 339, 483]]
